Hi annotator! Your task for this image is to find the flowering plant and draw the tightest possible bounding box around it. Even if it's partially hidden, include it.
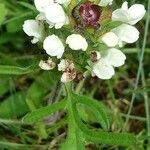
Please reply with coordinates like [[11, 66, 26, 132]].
[[22, 0, 147, 149], [23, 0, 145, 82]]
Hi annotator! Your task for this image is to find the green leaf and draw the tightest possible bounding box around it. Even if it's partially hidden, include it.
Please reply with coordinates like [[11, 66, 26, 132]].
[[61, 124, 85, 150], [17, 2, 36, 11], [61, 93, 85, 150], [22, 99, 67, 123], [72, 99, 137, 147], [6, 18, 25, 33], [0, 65, 36, 75], [0, 92, 29, 118], [63, 85, 137, 147], [73, 94, 110, 130], [2, 11, 33, 25], [83, 129, 137, 146], [0, 3, 7, 25], [0, 77, 9, 96]]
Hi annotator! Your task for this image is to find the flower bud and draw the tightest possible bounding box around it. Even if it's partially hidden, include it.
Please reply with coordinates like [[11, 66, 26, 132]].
[[79, 2, 101, 27]]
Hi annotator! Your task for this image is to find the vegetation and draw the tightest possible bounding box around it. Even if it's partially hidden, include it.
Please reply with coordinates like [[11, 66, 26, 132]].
[[0, 0, 149, 149]]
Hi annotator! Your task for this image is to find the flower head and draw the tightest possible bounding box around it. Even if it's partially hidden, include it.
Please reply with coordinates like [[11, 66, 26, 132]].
[[44, 3, 67, 29], [92, 48, 126, 79], [112, 1, 146, 25], [43, 35, 64, 59], [112, 24, 139, 47], [23, 20, 43, 44], [61, 71, 76, 83], [23, 0, 145, 82], [58, 59, 76, 83], [79, 2, 101, 27], [101, 32, 119, 47], [66, 34, 88, 51], [34, 0, 54, 12]]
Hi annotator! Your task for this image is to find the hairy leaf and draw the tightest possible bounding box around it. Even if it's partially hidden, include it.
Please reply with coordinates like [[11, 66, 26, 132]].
[[73, 93, 110, 130], [23, 99, 66, 123], [0, 65, 36, 75]]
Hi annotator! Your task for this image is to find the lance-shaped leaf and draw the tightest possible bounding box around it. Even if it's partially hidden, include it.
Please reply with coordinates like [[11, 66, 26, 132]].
[[22, 99, 67, 123]]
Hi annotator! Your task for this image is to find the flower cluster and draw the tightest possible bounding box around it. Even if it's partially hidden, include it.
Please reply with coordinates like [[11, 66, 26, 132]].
[[23, 0, 146, 82]]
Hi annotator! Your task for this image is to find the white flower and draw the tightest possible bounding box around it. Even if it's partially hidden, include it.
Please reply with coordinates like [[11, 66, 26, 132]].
[[39, 58, 56, 70], [101, 32, 119, 47], [92, 59, 115, 79], [36, 13, 46, 21], [61, 71, 76, 83], [44, 3, 67, 29], [92, 48, 126, 79], [43, 35, 64, 59], [23, 20, 43, 44], [99, 0, 113, 7], [34, 0, 54, 12], [112, 1, 146, 25], [58, 59, 74, 72], [58, 59, 76, 83], [112, 24, 139, 47], [66, 34, 88, 51]]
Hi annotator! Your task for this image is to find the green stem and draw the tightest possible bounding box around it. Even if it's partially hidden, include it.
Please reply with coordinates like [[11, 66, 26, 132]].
[[141, 68, 150, 137], [123, 48, 150, 54], [64, 82, 73, 96], [75, 71, 90, 94], [75, 79, 85, 94], [121, 113, 146, 122], [107, 80, 115, 104]]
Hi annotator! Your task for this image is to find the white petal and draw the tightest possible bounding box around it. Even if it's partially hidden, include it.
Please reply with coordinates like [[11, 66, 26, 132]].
[[58, 59, 68, 71], [128, 4, 146, 25], [99, 0, 113, 7], [66, 34, 88, 51], [121, 1, 128, 10], [31, 37, 39, 44], [101, 32, 119, 47], [23, 20, 43, 43], [103, 48, 126, 67], [34, 0, 54, 12], [58, 59, 75, 72], [36, 13, 46, 21], [92, 59, 115, 80], [44, 3, 67, 29], [112, 9, 129, 23], [43, 35, 64, 59], [112, 1, 146, 25], [112, 24, 139, 44], [54, 22, 64, 29]]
